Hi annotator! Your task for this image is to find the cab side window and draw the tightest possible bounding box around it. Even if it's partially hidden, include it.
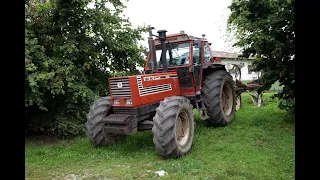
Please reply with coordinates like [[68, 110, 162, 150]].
[[204, 43, 211, 63], [193, 42, 201, 64]]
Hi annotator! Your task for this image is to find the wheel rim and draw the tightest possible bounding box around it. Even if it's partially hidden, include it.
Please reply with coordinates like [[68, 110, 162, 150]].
[[175, 111, 190, 146], [236, 96, 241, 111], [221, 82, 233, 116]]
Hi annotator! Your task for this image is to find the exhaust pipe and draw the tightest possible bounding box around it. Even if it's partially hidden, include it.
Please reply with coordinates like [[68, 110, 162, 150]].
[[148, 27, 157, 73], [157, 30, 168, 73]]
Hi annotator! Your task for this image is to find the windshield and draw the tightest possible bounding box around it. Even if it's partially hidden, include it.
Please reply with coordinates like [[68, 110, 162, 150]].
[[149, 42, 190, 68]]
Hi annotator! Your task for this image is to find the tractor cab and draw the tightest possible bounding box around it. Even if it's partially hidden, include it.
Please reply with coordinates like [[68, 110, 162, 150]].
[[144, 31, 219, 73], [144, 29, 224, 96]]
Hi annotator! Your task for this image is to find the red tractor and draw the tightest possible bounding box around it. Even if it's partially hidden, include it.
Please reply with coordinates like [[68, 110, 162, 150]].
[[85, 27, 237, 158]]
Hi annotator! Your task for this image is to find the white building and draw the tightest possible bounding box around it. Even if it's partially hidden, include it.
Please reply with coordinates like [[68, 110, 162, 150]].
[[212, 51, 260, 81]]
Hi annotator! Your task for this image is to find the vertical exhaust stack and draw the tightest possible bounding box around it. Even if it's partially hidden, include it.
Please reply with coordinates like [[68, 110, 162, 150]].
[[157, 30, 168, 73], [202, 34, 206, 40], [148, 27, 157, 73]]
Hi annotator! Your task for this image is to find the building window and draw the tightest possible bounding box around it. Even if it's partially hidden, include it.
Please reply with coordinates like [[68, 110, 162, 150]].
[[248, 65, 252, 74]]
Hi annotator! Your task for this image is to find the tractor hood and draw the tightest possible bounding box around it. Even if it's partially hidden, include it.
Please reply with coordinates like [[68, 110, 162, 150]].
[[108, 72, 181, 107]]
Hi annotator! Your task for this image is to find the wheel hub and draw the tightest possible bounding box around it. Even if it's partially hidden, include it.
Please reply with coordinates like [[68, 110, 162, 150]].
[[175, 111, 190, 146], [222, 83, 233, 116]]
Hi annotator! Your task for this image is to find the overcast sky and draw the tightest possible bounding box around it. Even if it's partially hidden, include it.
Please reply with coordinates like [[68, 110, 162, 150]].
[[122, 0, 239, 52]]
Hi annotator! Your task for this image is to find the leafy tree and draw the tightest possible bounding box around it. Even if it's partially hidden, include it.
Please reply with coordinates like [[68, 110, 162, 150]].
[[227, 0, 295, 114], [25, 0, 148, 137]]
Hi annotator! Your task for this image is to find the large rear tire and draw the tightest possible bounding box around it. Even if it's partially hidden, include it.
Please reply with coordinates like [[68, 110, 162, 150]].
[[201, 70, 236, 126], [85, 96, 125, 146], [152, 96, 195, 158]]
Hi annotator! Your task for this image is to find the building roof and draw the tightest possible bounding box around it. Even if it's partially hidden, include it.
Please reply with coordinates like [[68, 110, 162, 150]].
[[211, 50, 256, 60], [211, 51, 238, 58]]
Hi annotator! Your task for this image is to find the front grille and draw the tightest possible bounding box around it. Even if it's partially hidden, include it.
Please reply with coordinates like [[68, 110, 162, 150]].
[[136, 76, 172, 96], [109, 78, 132, 97], [113, 108, 136, 115]]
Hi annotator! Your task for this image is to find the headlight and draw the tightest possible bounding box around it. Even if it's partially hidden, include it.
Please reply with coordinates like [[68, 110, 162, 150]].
[[114, 99, 119, 105], [126, 99, 132, 105]]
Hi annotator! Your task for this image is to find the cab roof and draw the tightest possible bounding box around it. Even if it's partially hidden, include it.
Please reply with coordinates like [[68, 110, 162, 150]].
[[154, 32, 206, 46]]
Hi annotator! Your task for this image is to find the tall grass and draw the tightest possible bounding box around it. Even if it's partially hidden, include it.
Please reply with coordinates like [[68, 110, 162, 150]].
[[25, 92, 294, 179]]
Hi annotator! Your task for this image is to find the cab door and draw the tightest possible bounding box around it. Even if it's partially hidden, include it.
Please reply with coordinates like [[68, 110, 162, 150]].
[[192, 40, 202, 92]]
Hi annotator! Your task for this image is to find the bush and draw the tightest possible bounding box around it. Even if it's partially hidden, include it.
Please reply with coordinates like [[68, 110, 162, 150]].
[[25, 0, 148, 137]]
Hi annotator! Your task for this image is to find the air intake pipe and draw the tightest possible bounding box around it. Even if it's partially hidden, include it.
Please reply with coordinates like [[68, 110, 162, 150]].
[[157, 30, 168, 73]]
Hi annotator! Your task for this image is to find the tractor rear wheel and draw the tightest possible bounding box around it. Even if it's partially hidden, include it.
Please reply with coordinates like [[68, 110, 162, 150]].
[[152, 96, 195, 158], [201, 70, 236, 126], [85, 96, 125, 146]]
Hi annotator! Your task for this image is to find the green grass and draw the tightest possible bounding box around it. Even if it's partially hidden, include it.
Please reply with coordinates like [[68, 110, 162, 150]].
[[25, 92, 295, 180], [269, 81, 284, 91], [240, 80, 250, 84]]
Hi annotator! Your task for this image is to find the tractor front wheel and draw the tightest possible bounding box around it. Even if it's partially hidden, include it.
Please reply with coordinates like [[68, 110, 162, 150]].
[[152, 96, 195, 158], [85, 96, 125, 146]]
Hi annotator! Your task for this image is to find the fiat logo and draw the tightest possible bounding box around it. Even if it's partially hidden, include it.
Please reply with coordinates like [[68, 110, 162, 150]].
[[117, 82, 123, 88]]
